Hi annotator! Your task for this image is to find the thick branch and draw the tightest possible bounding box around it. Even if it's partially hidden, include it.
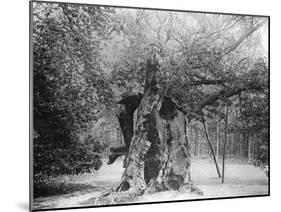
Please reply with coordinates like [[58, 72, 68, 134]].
[[195, 74, 265, 112], [187, 73, 225, 86], [190, 79, 225, 86], [225, 22, 264, 55], [196, 87, 244, 111]]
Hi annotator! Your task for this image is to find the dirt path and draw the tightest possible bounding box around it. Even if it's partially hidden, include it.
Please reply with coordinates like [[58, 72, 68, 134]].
[[33, 159, 268, 210], [33, 161, 124, 209]]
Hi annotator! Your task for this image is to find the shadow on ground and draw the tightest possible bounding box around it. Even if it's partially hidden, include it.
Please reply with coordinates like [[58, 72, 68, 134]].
[[34, 183, 99, 198]]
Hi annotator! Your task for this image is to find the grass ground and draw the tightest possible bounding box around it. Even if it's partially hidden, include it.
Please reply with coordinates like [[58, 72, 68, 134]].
[[33, 158, 268, 210]]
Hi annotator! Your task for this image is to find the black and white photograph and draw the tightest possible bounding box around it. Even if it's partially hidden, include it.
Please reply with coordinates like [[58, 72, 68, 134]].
[[30, 1, 269, 211]]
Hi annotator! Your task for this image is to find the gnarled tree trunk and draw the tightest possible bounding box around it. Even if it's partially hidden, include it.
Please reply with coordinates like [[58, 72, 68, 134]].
[[95, 58, 201, 205]]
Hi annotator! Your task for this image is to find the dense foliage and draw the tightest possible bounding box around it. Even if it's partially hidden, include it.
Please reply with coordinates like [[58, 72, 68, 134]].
[[33, 2, 114, 183]]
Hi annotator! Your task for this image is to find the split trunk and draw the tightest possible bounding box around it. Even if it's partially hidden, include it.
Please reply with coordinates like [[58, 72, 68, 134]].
[[98, 58, 199, 204]]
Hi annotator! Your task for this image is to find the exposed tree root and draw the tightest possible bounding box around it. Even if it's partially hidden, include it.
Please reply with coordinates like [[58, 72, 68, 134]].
[[178, 182, 204, 196], [90, 181, 203, 205], [93, 191, 138, 205]]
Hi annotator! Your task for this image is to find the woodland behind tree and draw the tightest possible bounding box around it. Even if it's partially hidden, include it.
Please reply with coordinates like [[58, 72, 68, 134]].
[[32, 2, 269, 201]]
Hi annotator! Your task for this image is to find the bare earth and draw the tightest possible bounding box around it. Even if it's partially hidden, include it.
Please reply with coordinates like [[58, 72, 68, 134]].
[[33, 158, 268, 210]]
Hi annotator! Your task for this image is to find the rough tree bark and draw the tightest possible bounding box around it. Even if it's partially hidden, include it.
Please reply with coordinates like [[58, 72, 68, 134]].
[[95, 58, 202, 205]]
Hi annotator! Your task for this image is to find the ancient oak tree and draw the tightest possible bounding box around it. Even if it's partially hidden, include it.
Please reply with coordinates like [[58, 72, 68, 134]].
[[96, 58, 200, 204]]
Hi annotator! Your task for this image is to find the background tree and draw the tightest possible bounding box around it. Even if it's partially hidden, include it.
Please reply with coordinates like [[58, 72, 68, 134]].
[[33, 2, 115, 189]]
